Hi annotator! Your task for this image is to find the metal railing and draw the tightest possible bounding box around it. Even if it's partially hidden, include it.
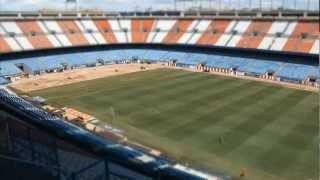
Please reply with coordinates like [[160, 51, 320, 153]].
[[0, 112, 146, 180]]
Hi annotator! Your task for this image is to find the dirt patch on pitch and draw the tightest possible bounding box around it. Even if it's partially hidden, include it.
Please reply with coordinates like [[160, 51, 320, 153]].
[[10, 63, 166, 92]]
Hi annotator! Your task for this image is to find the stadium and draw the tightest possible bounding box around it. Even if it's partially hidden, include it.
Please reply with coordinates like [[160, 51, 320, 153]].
[[0, 0, 319, 180]]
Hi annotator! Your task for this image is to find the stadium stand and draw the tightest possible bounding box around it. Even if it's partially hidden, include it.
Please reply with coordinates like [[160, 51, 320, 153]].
[[41, 20, 73, 47], [275, 63, 319, 80], [0, 61, 23, 77], [57, 20, 90, 46], [132, 19, 154, 43], [0, 48, 317, 84], [16, 20, 54, 49], [94, 20, 118, 43], [236, 20, 273, 49], [0, 21, 34, 50], [162, 19, 194, 43], [108, 19, 127, 43], [0, 89, 227, 180], [197, 20, 232, 45], [0, 11, 318, 179], [283, 21, 319, 53], [0, 16, 318, 54]]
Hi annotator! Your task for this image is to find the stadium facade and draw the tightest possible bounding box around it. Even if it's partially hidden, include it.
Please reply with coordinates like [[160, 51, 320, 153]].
[[0, 11, 318, 54], [0, 10, 319, 180], [0, 11, 319, 86]]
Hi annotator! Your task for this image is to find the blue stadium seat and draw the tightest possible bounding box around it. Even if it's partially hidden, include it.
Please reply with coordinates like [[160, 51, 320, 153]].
[[0, 62, 23, 76], [123, 49, 148, 59], [143, 50, 170, 60], [0, 49, 318, 83], [60, 53, 88, 66], [40, 56, 64, 70], [275, 63, 317, 80], [239, 59, 282, 74], [165, 51, 189, 61], [0, 76, 9, 84]]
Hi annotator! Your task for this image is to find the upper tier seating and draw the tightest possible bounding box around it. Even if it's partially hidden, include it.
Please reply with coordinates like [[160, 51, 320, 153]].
[[0, 19, 318, 54]]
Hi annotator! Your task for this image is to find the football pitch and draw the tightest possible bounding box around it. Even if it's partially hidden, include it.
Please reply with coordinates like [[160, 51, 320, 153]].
[[30, 69, 318, 180]]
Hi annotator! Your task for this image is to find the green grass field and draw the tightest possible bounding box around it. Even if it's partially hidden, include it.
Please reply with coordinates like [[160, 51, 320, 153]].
[[30, 69, 319, 180]]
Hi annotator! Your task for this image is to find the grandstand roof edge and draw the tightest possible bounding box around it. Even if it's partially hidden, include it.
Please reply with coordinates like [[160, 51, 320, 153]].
[[0, 11, 318, 21]]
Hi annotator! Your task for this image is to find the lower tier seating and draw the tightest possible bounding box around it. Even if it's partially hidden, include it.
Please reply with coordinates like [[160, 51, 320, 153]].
[[0, 49, 318, 82]]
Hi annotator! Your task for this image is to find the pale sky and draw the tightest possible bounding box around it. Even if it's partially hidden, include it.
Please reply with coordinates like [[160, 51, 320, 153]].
[[0, 0, 319, 11]]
